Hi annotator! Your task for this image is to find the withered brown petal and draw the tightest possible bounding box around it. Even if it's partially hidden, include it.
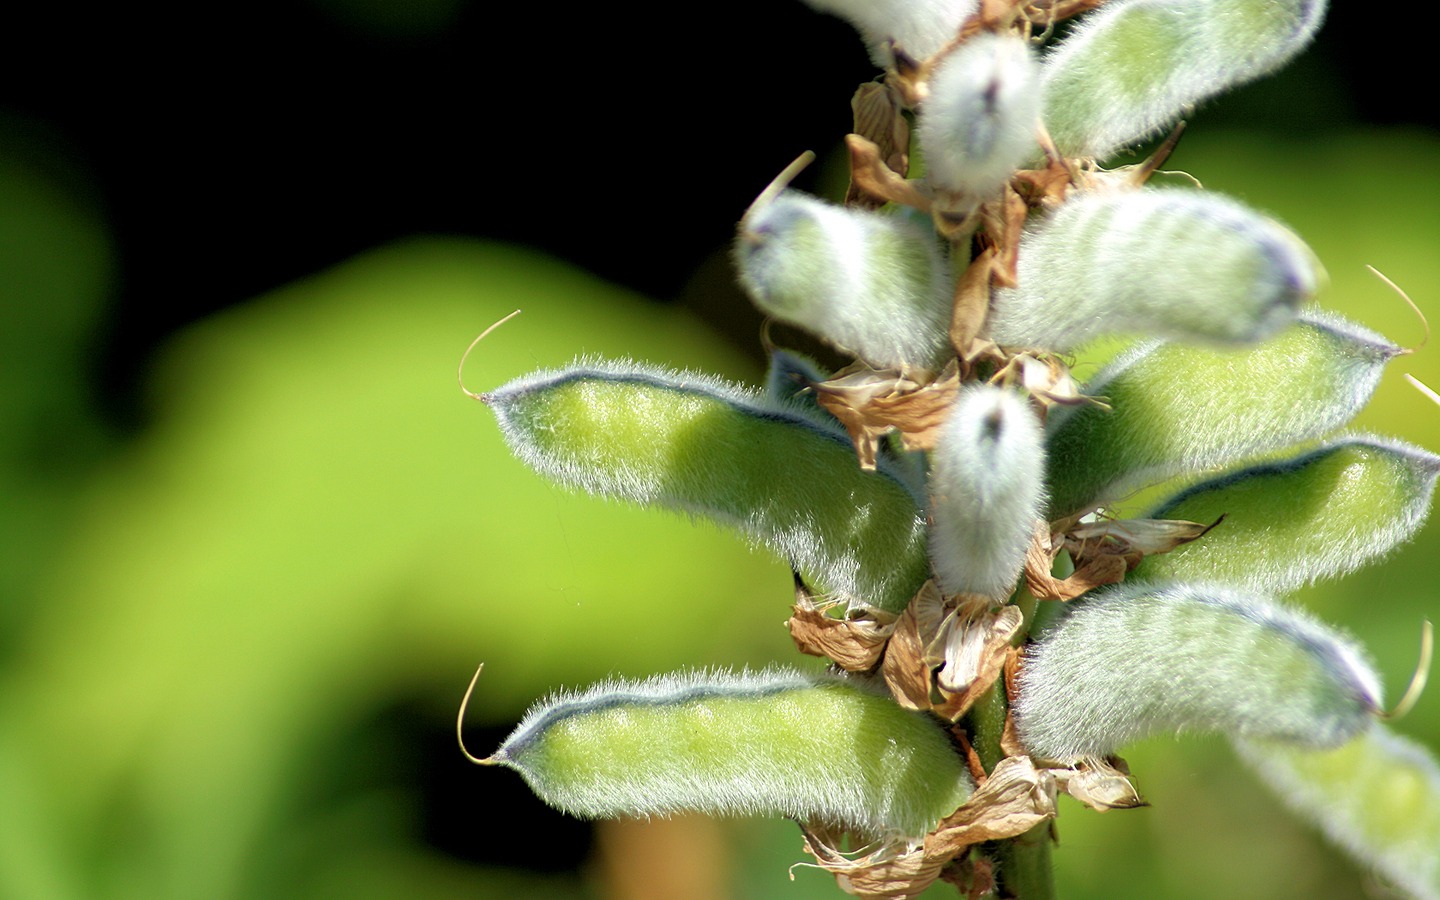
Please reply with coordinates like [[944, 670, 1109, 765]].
[[1053, 757, 1148, 811], [882, 592, 941, 711], [931, 605, 1024, 721], [845, 134, 932, 212], [847, 83, 910, 210], [787, 598, 898, 672], [927, 756, 1058, 852]]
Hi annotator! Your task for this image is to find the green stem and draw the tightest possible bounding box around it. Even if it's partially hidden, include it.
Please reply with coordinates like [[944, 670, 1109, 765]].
[[967, 587, 1057, 900]]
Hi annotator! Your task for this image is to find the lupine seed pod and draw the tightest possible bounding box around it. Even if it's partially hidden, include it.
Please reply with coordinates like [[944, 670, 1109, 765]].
[[1137, 436, 1440, 593], [487, 668, 974, 841], [918, 33, 1040, 205], [987, 188, 1318, 351], [1014, 582, 1382, 761], [735, 191, 953, 371], [1044, 311, 1399, 516], [483, 359, 930, 611], [1041, 0, 1327, 160], [928, 385, 1046, 598], [1236, 728, 1440, 900], [800, 0, 979, 67]]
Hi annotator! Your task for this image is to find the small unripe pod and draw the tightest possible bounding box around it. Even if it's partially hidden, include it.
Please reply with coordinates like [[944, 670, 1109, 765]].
[[1015, 582, 1382, 761], [987, 188, 1318, 351], [487, 668, 975, 841], [1042, 0, 1327, 159], [736, 191, 953, 371], [918, 33, 1040, 204], [928, 385, 1046, 598], [800, 0, 979, 67]]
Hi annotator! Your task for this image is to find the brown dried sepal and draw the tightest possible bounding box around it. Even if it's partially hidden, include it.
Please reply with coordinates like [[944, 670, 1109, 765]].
[[929, 603, 1024, 721], [881, 581, 950, 710], [1052, 756, 1147, 811], [799, 757, 1056, 899], [1022, 0, 1109, 26], [847, 83, 910, 209], [950, 245, 995, 358], [1064, 515, 1222, 566], [881, 583, 1021, 720], [787, 579, 898, 672], [999, 647, 1029, 759], [939, 853, 994, 900], [1022, 519, 1129, 602], [930, 756, 1057, 849], [845, 134, 932, 213], [814, 364, 959, 469], [1023, 513, 1222, 601], [786, 604, 897, 673], [798, 825, 948, 899], [988, 351, 1092, 417]]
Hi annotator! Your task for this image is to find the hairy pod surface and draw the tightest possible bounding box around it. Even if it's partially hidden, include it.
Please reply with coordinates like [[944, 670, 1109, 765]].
[[1138, 436, 1440, 593], [1015, 582, 1381, 760], [918, 33, 1040, 205], [800, 0, 979, 67], [1236, 728, 1440, 900], [1044, 311, 1399, 516], [928, 385, 1046, 598], [987, 188, 1316, 351], [490, 668, 975, 840], [1041, 0, 1327, 160], [736, 191, 953, 371], [484, 359, 929, 611]]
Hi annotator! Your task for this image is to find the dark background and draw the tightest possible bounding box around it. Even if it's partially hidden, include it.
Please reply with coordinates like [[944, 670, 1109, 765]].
[[1, 1, 1414, 427]]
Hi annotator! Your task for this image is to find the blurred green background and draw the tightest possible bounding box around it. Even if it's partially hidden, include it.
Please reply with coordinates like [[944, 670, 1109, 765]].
[[2, 3, 1437, 899]]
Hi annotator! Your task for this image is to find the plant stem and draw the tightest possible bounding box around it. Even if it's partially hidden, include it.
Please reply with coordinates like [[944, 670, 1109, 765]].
[[994, 822, 1056, 900], [967, 590, 1057, 900]]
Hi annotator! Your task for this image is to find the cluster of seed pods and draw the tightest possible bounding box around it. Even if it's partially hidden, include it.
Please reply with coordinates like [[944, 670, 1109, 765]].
[[472, 1, 1440, 896]]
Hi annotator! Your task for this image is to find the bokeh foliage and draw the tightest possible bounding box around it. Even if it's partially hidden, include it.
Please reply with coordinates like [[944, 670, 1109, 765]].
[[0, 127, 1437, 899]]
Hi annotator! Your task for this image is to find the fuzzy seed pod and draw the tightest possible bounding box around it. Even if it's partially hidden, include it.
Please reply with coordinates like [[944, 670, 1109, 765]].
[[1138, 436, 1440, 594], [1015, 582, 1382, 761], [1044, 311, 1399, 516], [1042, 0, 1327, 159], [484, 359, 930, 611], [987, 188, 1318, 351], [928, 385, 1046, 598], [918, 33, 1040, 204], [488, 668, 975, 841], [736, 191, 953, 371], [1237, 727, 1440, 900], [800, 0, 979, 67]]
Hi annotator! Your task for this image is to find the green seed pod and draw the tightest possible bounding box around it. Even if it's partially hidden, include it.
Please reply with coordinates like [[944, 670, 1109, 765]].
[[735, 190, 953, 371], [1044, 311, 1399, 516], [483, 359, 930, 611], [928, 385, 1046, 598], [1236, 727, 1440, 900], [800, 0, 979, 67], [987, 188, 1317, 351], [1015, 582, 1382, 761], [487, 668, 975, 840], [1042, 0, 1327, 159], [918, 33, 1041, 204], [1137, 436, 1440, 593]]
